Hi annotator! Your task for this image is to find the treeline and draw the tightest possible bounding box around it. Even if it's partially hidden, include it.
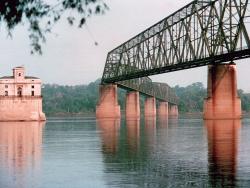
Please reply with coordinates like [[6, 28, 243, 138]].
[[174, 82, 206, 113], [174, 82, 250, 113], [42, 80, 250, 116], [42, 79, 126, 116], [42, 79, 100, 115]]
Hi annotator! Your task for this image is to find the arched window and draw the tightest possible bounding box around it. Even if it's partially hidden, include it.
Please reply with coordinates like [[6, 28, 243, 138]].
[[31, 91, 34, 96], [5, 91, 8, 96], [17, 87, 22, 97]]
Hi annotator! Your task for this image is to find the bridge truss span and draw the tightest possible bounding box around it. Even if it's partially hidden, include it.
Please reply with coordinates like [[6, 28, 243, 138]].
[[102, 0, 250, 83], [118, 78, 178, 104]]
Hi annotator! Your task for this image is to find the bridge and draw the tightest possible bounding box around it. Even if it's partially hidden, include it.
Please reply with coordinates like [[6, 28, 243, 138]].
[[118, 77, 178, 104], [96, 0, 250, 119]]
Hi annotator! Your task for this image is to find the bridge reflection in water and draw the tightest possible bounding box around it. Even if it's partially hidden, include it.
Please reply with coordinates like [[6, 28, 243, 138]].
[[205, 120, 241, 187], [0, 122, 45, 187], [97, 117, 242, 187]]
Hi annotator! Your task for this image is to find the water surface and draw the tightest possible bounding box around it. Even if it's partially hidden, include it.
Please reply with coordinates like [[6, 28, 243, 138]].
[[1, 117, 250, 187]]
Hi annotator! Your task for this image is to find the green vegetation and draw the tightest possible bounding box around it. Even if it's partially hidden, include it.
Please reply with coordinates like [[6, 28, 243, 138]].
[[42, 80, 250, 116], [238, 89, 250, 112], [42, 79, 100, 116], [174, 82, 206, 113], [42, 79, 126, 116], [174, 82, 250, 113]]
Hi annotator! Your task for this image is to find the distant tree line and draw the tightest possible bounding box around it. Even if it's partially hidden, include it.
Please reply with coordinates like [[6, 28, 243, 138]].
[[42, 79, 127, 116], [174, 82, 250, 113], [42, 80, 250, 116], [42, 79, 100, 115]]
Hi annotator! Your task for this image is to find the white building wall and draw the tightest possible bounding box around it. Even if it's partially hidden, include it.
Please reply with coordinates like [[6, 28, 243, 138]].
[[0, 67, 46, 121], [0, 67, 42, 96]]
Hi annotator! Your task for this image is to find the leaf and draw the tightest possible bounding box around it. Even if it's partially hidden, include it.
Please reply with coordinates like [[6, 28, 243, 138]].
[[79, 17, 85, 28], [67, 16, 75, 25]]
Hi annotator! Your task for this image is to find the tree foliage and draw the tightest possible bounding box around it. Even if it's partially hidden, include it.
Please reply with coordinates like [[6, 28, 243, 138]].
[[42, 79, 126, 116], [0, 0, 108, 54], [174, 82, 250, 113], [42, 79, 100, 115], [174, 82, 207, 113], [238, 89, 250, 112]]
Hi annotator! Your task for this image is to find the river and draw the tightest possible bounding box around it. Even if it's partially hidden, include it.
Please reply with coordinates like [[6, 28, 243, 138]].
[[0, 117, 250, 187]]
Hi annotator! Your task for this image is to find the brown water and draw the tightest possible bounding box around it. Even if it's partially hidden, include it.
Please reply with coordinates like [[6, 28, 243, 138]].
[[0, 117, 250, 187]]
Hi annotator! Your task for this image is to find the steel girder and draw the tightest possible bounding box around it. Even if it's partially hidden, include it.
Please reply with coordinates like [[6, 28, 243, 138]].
[[118, 78, 178, 104], [101, 0, 250, 83]]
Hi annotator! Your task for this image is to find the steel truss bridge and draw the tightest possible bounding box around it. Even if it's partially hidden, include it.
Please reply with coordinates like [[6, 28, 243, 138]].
[[101, 0, 250, 104], [118, 77, 178, 104]]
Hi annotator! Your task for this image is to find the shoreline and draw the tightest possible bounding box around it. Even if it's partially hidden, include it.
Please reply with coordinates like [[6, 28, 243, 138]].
[[46, 111, 250, 119]]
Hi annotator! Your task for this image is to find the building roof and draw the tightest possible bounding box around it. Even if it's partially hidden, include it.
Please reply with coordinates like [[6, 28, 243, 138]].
[[25, 76, 39, 79], [0, 76, 39, 79], [0, 76, 14, 79]]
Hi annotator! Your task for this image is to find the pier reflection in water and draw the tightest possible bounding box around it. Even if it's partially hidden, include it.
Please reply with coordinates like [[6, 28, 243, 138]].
[[126, 118, 140, 154], [97, 117, 247, 187], [97, 118, 120, 154], [0, 121, 45, 188], [205, 120, 241, 187]]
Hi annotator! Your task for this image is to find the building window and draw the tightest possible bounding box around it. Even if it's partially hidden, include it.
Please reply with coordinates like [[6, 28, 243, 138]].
[[18, 73, 21, 77], [17, 87, 22, 97], [31, 85, 35, 89], [5, 85, 8, 88], [5, 91, 8, 96], [31, 91, 35, 96]]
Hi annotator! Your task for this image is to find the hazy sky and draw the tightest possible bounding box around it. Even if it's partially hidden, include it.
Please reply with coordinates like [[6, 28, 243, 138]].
[[1, 0, 250, 92]]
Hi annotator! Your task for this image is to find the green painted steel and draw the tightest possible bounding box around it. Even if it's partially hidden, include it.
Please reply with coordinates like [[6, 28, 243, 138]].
[[118, 78, 178, 104], [101, 0, 250, 104]]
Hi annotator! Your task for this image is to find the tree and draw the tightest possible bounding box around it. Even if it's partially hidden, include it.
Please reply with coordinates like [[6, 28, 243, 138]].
[[174, 82, 207, 113], [0, 0, 108, 54]]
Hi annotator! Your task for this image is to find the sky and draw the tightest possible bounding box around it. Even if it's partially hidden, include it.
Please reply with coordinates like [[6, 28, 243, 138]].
[[1, 0, 250, 92]]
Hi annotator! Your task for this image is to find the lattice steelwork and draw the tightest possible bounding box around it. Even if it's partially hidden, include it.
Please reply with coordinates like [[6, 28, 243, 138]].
[[102, 0, 250, 83], [118, 78, 178, 104]]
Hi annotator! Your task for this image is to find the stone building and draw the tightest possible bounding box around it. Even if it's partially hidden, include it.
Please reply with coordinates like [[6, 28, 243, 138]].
[[0, 66, 46, 121]]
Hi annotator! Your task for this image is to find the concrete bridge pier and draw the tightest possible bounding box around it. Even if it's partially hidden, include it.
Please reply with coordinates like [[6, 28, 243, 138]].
[[203, 64, 241, 120], [126, 91, 140, 119], [169, 104, 178, 118], [144, 97, 156, 117], [158, 102, 168, 117], [96, 84, 121, 118]]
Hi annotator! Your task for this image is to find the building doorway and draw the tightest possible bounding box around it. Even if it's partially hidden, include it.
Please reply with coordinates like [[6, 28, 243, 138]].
[[17, 87, 22, 97]]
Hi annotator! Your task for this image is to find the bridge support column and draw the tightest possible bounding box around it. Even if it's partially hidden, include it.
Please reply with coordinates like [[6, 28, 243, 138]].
[[144, 97, 156, 117], [203, 64, 241, 120], [126, 91, 140, 119], [96, 84, 121, 118], [169, 104, 178, 118], [158, 102, 168, 117]]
